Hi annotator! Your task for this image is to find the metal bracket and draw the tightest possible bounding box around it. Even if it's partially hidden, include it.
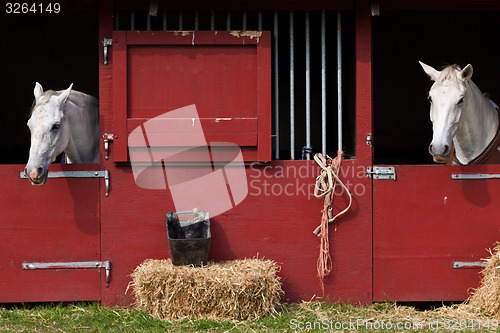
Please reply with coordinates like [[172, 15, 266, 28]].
[[103, 133, 114, 160], [366, 166, 396, 180], [20, 170, 110, 197], [23, 260, 112, 287], [453, 261, 487, 269], [452, 173, 500, 180], [366, 133, 372, 146], [102, 38, 113, 65]]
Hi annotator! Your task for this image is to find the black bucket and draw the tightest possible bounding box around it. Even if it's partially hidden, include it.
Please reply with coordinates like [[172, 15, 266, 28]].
[[166, 209, 211, 266]]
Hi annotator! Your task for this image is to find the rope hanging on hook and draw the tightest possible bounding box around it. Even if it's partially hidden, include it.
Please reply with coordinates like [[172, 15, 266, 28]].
[[313, 151, 353, 289]]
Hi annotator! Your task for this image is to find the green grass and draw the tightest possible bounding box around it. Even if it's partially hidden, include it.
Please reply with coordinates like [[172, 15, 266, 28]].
[[1, 301, 499, 332]]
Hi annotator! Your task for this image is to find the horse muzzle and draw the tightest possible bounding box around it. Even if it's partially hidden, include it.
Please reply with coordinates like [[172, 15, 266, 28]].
[[429, 143, 451, 163], [25, 166, 47, 186]]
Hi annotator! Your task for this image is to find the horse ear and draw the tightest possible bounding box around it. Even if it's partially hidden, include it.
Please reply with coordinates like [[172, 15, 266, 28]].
[[461, 64, 473, 82], [34, 82, 44, 100], [58, 83, 73, 105], [419, 61, 440, 81]]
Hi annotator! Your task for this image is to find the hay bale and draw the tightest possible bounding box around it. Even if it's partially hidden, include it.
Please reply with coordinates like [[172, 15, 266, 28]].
[[468, 242, 500, 319], [129, 258, 284, 320]]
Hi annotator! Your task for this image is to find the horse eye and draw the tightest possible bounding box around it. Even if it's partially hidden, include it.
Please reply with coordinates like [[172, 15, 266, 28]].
[[51, 123, 60, 131], [457, 97, 464, 105]]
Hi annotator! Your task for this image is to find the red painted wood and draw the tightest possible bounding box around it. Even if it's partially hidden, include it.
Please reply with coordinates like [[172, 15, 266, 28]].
[[0, 164, 100, 302], [256, 31, 272, 162], [373, 164, 500, 301], [100, 160, 372, 306], [126, 31, 259, 45], [112, 31, 129, 161], [111, 31, 271, 162], [113, 0, 355, 10]]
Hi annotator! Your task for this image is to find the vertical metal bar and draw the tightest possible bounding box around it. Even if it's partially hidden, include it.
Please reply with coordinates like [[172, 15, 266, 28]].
[[321, 10, 327, 156], [195, 10, 199, 31], [179, 10, 183, 30], [337, 11, 343, 152], [131, 11, 135, 31], [163, 10, 167, 31], [305, 10, 311, 159], [290, 11, 295, 160], [115, 11, 120, 30], [147, 13, 151, 31], [258, 10, 263, 31], [226, 10, 231, 30], [243, 10, 247, 30], [274, 11, 279, 159], [210, 10, 215, 31]]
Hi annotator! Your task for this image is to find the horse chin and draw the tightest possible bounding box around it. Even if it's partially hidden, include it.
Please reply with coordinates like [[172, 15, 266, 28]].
[[432, 155, 449, 164], [29, 177, 47, 186]]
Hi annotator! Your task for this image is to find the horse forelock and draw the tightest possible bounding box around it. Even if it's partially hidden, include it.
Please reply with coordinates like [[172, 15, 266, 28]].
[[433, 64, 463, 90], [29, 90, 59, 116]]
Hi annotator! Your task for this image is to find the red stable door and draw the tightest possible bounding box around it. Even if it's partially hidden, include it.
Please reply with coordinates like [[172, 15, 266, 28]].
[[373, 163, 500, 301], [0, 163, 102, 302]]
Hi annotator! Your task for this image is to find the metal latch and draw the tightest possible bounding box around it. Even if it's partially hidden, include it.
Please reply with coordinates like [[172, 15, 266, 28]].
[[103, 133, 114, 160], [23, 260, 112, 287], [366, 166, 396, 180], [452, 173, 500, 180], [20, 170, 110, 197], [453, 261, 487, 269], [102, 38, 113, 65]]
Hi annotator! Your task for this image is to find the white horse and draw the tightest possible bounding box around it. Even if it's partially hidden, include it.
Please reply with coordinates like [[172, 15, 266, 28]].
[[420, 62, 500, 164], [24, 82, 99, 185]]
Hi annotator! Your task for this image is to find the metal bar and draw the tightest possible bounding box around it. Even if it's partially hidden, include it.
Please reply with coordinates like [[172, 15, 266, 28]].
[[147, 13, 151, 31], [321, 10, 327, 156], [453, 261, 487, 269], [195, 10, 199, 31], [23, 260, 112, 287], [226, 10, 231, 31], [210, 10, 215, 31], [258, 10, 263, 31], [163, 10, 167, 30], [305, 10, 311, 159], [179, 10, 183, 30], [19, 170, 106, 179], [337, 11, 343, 152], [274, 11, 279, 160], [115, 11, 120, 30], [20, 170, 110, 196], [290, 10, 295, 160], [131, 11, 135, 31], [242, 10, 247, 30], [451, 174, 500, 180]]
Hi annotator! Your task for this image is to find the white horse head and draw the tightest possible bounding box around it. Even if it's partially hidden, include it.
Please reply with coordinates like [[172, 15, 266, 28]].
[[24, 82, 99, 185], [420, 62, 499, 164]]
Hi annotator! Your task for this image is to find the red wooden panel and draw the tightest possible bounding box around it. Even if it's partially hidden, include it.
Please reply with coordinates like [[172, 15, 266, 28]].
[[0, 164, 101, 302], [125, 31, 260, 45], [374, 164, 500, 301], [112, 31, 271, 162], [100, 160, 372, 306], [112, 31, 128, 161]]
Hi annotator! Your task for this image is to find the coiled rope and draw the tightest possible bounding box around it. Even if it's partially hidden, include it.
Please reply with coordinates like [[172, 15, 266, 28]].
[[313, 151, 352, 289]]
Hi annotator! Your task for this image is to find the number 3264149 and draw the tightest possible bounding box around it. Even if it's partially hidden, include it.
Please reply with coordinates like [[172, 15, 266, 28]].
[[6, 3, 61, 14]]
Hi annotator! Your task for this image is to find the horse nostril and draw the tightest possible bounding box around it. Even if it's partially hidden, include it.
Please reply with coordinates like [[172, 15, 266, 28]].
[[444, 145, 449, 155], [36, 166, 44, 178], [429, 144, 434, 154]]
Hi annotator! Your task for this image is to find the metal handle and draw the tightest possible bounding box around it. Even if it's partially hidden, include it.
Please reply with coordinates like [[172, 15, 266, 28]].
[[102, 38, 113, 65], [104, 170, 110, 197], [103, 133, 114, 160]]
